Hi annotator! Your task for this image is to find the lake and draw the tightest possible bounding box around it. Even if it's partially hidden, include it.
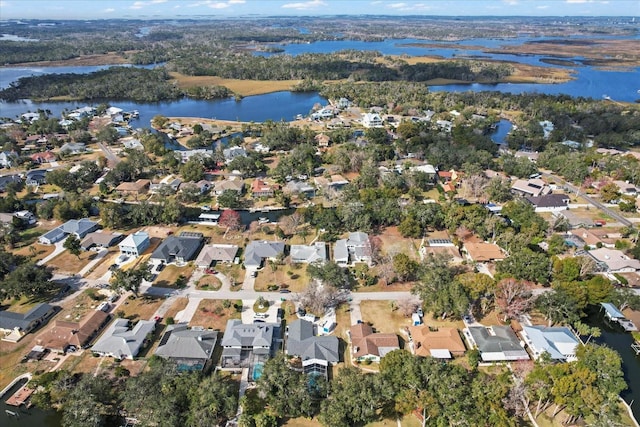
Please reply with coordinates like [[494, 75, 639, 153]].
[[0, 379, 61, 427]]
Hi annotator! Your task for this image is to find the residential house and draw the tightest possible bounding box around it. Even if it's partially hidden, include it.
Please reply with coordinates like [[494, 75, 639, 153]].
[[251, 179, 277, 198], [220, 319, 280, 368], [0, 304, 57, 342], [244, 240, 285, 269], [587, 248, 640, 273], [315, 133, 331, 148], [436, 120, 452, 133], [223, 146, 247, 163], [567, 228, 613, 249], [38, 218, 99, 244], [195, 180, 211, 194], [58, 142, 86, 155], [612, 180, 637, 196], [539, 120, 554, 139], [116, 179, 151, 197], [213, 179, 244, 196], [91, 318, 156, 360], [37, 310, 110, 353], [284, 180, 316, 198], [286, 319, 339, 378], [407, 326, 466, 359], [520, 325, 580, 361], [290, 242, 327, 264], [553, 211, 594, 229], [314, 175, 349, 193], [195, 244, 239, 268], [337, 98, 352, 109], [122, 138, 144, 150], [25, 169, 48, 186], [525, 194, 570, 212], [155, 324, 218, 371], [362, 112, 383, 128], [0, 174, 22, 191], [463, 242, 506, 263], [465, 326, 529, 361], [30, 151, 56, 164], [150, 232, 204, 266], [0, 210, 36, 226], [0, 151, 18, 168], [511, 178, 550, 198], [408, 164, 437, 182], [311, 107, 336, 121], [118, 231, 150, 257], [334, 232, 373, 266], [349, 323, 399, 362], [80, 231, 123, 251]]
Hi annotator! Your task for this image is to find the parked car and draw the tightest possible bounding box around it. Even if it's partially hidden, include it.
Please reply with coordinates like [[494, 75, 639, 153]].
[[155, 263, 165, 273], [97, 302, 110, 312], [279, 289, 291, 293]]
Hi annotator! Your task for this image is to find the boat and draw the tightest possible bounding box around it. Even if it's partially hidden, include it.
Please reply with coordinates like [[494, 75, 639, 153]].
[[258, 217, 269, 224]]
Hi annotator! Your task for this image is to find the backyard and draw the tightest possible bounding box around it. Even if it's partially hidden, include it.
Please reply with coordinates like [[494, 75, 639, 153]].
[[115, 295, 164, 322], [46, 249, 102, 275], [153, 264, 195, 288]]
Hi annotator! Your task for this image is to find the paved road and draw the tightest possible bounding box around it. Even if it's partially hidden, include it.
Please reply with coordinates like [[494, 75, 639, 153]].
[[541, 172, 632, 227]]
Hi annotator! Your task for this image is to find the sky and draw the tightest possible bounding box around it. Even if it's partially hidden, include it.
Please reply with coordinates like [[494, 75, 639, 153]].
[[0, 0, 638, 20]]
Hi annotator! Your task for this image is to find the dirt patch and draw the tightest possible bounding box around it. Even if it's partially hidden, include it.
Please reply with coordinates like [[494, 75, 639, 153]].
[[196, 274, 222, 290], [11, 242, 55, 262], [189, 299, 242, 330], [376, 226, 421, 259], [153, 264, 194, 288], [164, 298, 189, 320], [115, 295, 164, 322], [46, 250, 99, 275], [360, 300, 413, 336], [169, 72, 302, 96]]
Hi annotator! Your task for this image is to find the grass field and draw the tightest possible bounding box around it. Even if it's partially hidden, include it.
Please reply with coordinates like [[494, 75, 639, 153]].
[[163, 297, 189, 320], [46, 250, 99, 275], [153, 264, 195, 288], [189, 299, 242, 330], [196, 274, 222, 290], [11, 242, 55, 262], [116, 295, 164, 322], [253, 263, 309, 292]]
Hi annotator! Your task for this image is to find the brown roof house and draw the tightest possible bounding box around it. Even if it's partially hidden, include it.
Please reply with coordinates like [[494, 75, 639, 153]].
[[38, 310, 110, 353], [115, 179, 151, 197], [463, 242, 506, 263], [349, 323, 399, 362], [408, 326, 466, 359], [251, 179, 277, 198]]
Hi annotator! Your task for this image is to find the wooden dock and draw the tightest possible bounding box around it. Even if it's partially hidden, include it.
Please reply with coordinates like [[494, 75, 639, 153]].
[[600, 302, 638, 332], [5, 385, 34, 406]]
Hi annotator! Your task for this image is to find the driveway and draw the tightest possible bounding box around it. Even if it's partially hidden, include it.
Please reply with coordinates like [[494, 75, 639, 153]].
[[77, 248, 109, 277], [349, 300, 362, 325], [174, 297, 202, 323], [37, 237, 68, 266], [241, 298, 282, 324]]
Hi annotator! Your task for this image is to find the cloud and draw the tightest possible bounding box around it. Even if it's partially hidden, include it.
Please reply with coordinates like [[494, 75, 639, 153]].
[[186, 0, 244, 8], [130, 0, 167, 9], [536, 5, 549, 9], [102, 7, 116, 13], [388, 2, 408, 8], [503, 0, 518, 5], [370, 0, 382, 4], [281, 0, 328, 10]]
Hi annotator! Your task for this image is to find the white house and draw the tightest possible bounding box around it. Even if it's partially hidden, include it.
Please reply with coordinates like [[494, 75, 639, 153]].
[[118, 231, 150, 257], [520, 326, 580, 362], [333, 232, 372, 266], [362, 113, 383, 128]]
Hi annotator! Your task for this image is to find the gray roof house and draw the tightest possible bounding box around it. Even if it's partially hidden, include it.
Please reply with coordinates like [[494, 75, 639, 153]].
[[155, 324, 218, 371], [118, 231, 150, 257], [290, 242, 327, 264], [81, 231, 123, 250], [150, 232, 204, 266], [59, 142, 86, 155], [0, 174, 22, 191], [0, 151, 18, 168], [244, 240, 285, 269], [38, 218, 99, 245], [334, 232, 372, 266], [223, 146, 247, 163], [0, 303, 57, 342], [25, 169, 48, 186], [195, 244, 239, 268], [221, 319, 280, 369], [91, 318, 156, 360], [465, 326, 529, 362], [520, 326, 580, 361], [525, 194, 570, 212], [286, 319, 339, 378]]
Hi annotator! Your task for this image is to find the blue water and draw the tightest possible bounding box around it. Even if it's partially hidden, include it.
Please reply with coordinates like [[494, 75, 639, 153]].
[[491, 119, 513, 145], [252, 362, 264, 381]]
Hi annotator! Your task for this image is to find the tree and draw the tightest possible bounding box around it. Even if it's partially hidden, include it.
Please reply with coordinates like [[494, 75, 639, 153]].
[[496, 248, 551, 285], [110, 262, 152, 297], [307, 261, 351, 289], [494, 278, 534, 321], [187, 373, 238, 427], [219, 209, 242, 230], [217, 189, 241, 209], [392, 253, 418, 282], [412, 253, 469, 319], [61, 374, 115, 427], [180, 156, 205, 182], [294, 280, 349, 315], [63, 234, 82, 259], [599, 182, 620, 203], [0, 262, 54, 299], [535, 287, 581, 326]]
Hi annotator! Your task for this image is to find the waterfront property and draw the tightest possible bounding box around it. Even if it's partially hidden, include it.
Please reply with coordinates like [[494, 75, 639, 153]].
[[519, 325, 581, 361], [154, 324, 218, 371], [244, 240, 285, 269], [600, 303, 638, 332], [290, 242, 327, 264], [0, 303, 57, 342]]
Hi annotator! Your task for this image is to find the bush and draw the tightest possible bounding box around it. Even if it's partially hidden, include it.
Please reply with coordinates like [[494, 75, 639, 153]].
[[613, 273, 628, 286], [166, 316, 175, 325]]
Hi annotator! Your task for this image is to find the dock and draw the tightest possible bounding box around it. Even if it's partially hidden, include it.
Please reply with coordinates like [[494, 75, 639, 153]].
[[5, 385, 34, 406], [600, 302, 638, 332]]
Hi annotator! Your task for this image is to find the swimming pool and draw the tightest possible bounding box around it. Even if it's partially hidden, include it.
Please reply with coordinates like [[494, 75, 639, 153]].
[[252, 362, 264, 381]]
